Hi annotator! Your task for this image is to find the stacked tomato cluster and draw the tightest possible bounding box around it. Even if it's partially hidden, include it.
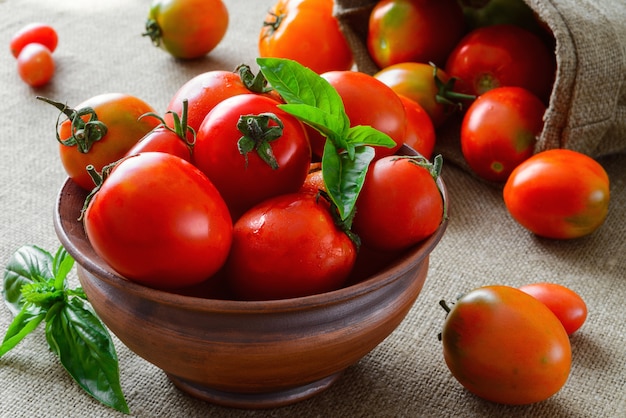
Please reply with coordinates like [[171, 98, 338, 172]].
[[10, 23, 58, 87]]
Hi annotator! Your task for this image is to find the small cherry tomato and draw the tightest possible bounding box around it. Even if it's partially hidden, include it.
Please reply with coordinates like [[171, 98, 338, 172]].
[[398, 95, 435, 159], [16, 43, 55, 87], [461, 86, 546, 182], [519, 283, 588, 335], [10, 23, 58, 58], [441, 285, 571, 405], [503, 149, 610, 239], [259, 0, 353, 74]]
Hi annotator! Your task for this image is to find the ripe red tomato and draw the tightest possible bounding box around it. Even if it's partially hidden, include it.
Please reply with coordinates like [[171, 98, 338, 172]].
[[367, 0, 466, 69], [519, 283, 588, 335], [227, 192, 357, 300], [144, 0, 228, 59], [445, 24, 556, 103], [398, 95, 435, 159], [259, 0, 353, 74], [461, 86, 546, 182], [126, 126, 192, 162], [10, 23, 58, 58], [503, 149, 610, 239], [441, 285, 571, 405], [353, 155, 444, 252], [16, 43, 55, 87], [193, 94, 311, 219], [84, 152, 232, 289]]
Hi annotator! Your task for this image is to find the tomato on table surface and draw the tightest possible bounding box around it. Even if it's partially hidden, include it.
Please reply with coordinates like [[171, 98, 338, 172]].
[[83, 152, 232, 290], [144, 0, 228, 59], [519, 282, 588, 335], [503, 149, 610, 239], [440, 285, 571, 405], [367, 0, 466, 69], [397, 95, 435, 159], [16, 43, 55, 87], [259, 0, 353, 74], [10, 22, 58, 58], [460, 86, 546, 182]]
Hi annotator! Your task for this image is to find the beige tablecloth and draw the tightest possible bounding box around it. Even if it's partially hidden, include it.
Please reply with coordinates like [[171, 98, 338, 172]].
[[1, 1, 625, 417]]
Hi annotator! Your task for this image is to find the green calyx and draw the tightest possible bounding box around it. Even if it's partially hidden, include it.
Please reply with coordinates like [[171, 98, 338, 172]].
[[142, 18, 162, 47], [236, 112, 284, 170]]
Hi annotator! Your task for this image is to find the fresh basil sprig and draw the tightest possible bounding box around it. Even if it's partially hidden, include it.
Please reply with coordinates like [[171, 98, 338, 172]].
[[1, 245, 129, 414], [257, 57, 397, 221]]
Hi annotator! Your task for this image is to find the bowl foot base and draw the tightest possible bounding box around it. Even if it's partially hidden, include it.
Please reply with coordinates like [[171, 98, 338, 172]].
[[166, 371, 344, 409]]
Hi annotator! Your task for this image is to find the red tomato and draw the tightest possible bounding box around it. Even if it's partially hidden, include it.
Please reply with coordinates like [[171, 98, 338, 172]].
[[519, 283, 588, 335], [299, 162, 326, 194], [353, 155, 444, 251], [441, 285, 571, 405], [445, 24, 556, 103], [193, 94, 311, 219], [144, 0, 228, 59], [126, 126, 192, 162], [84, 152, 232, 289], [367, 0, 466, 69], [398, 95, 435, 159], [16, 43, 55, 87], [227, 192, 357, 300], [461, 86, 546, 182], [10, 23, 58, 58], [259, 0, 353, 74], [503, 149, 610, 239]]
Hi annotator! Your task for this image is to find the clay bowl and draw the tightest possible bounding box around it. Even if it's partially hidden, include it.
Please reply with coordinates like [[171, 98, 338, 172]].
[[53, 149, 449, 409]]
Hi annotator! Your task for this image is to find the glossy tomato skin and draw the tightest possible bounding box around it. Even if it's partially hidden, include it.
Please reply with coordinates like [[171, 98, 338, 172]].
[[145, 0, 228, 59], [10, 23, 58, 58], [442, 285, 571, 405], [227, 192, 357, 301], [56, 93, 160, 191], [194, 94, 311, 220], [259, 0, 353, 74], [519, 283, 588, 335], [503, 149, 610, 239], [84, 152, 232, 290], [461, 86, 546, 182], [16, 43, 54, 87], [353, 156, 443, 252], [367, 0, 465, 69], [126, 126, 192, 162], [445, 24, 555, 103], [398, 95, 435, 159]]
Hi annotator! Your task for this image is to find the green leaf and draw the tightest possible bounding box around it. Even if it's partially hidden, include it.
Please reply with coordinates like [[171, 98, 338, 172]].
[[45, 297, 129, 414], [52, 246, 74, 291], [2, 245, 54, 315], [278, 103, 348, 148], [0, 303, 45, 357], [346, 125, 397, 148]]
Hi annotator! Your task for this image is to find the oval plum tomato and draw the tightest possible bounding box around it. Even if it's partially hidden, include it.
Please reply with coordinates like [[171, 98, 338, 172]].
[[83, 152, 232, 290], [398, 95, 435, 159], [353, 155, 444, 252], [227, 192, 357, 300], [445, 24, 556, 103], [519, 283, 588, 335], [503, 149, 610, 239], [16, 43, 55, 87], [367, 0, 466, 69], [441, 285, 571, 405], [144, 0, 228, 59], [38, 93, 160, 191], [194, 94, 311, 219], [460, 86, 546, 182], [259, 0, 353, 74], [10, 23, 58, 58]]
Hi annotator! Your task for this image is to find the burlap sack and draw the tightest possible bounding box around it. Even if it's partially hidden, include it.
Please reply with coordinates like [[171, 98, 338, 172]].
[[334, 0, 626, 165]]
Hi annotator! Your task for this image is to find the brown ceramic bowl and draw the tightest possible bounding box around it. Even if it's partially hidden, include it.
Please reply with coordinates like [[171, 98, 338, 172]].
[[53, 148, 449, 409]]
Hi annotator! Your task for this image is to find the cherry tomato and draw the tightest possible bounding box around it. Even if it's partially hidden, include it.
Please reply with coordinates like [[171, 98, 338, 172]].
[[10, 23, 58, 58], [461, 86, 546, 182], [84, 152, 232, 290], [441, 285, 571, 405], [39, 93, 160, 191], [227, 192, 357, 300], [193, 94, 311, 219], [503, 149, 610, 239], [398, 95, 435, 159], [367, 0, 466, 69], [519, 283, 588, 335], [445, 24, 556, 103], [144, 0, 229, 59], [16, 43, 55, 87], [353, 155, 444, 252], [259, 0, 353, 74]]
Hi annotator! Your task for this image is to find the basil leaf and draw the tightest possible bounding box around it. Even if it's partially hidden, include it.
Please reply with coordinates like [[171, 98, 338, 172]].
[[45, 297, 129, 414], [2, 245, 54, 315], [0, 303, 45, 357], [52, 246, 74, 291], [278, 103, 349, 148], [346, 125, 397, 148]]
